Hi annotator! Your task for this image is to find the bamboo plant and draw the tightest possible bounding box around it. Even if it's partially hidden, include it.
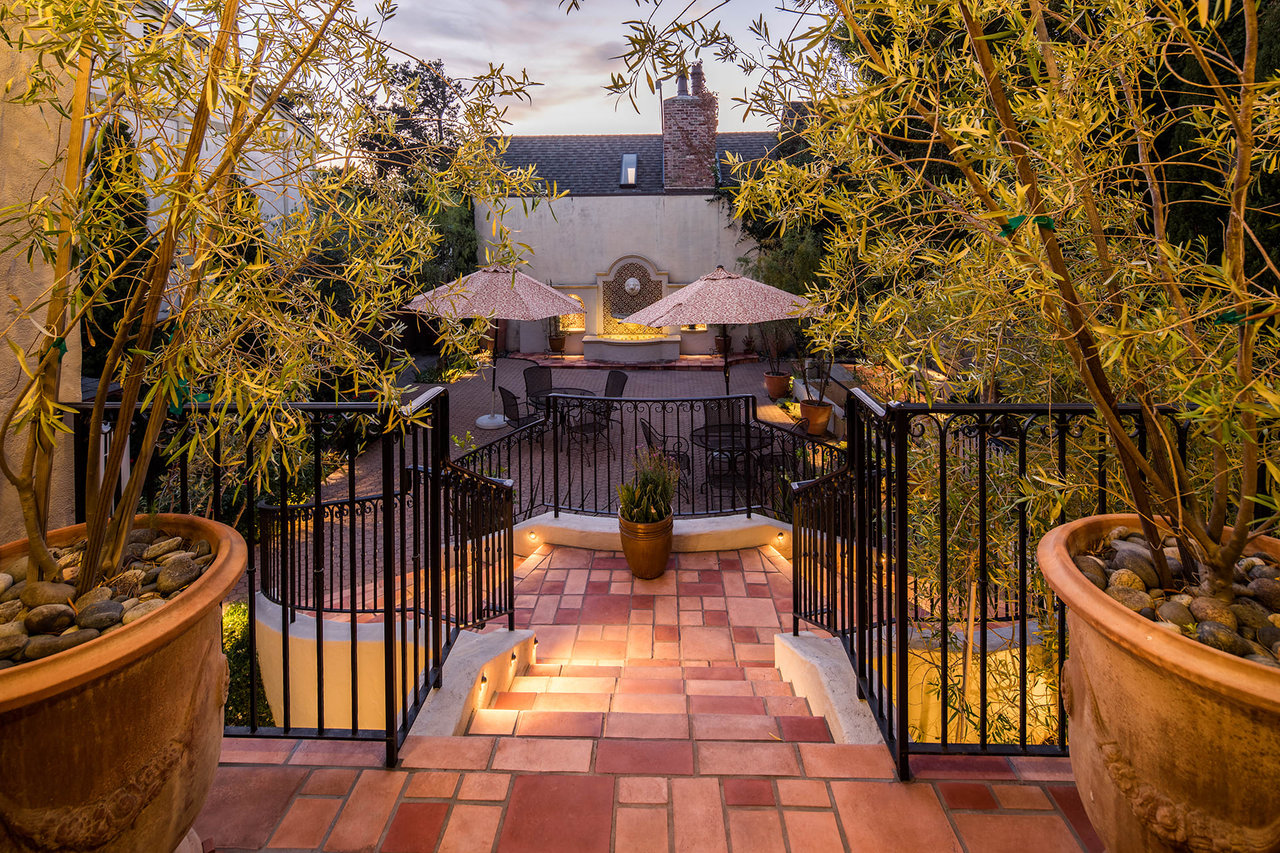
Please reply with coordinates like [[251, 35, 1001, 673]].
[[604, 0, 1280, 598], [0, 0, 550, 597]]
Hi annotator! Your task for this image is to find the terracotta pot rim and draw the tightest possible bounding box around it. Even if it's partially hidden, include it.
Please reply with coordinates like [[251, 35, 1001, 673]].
[[0, 513, 247, 714], [764, 371, 788, 377], [618, 513, 674, 534], [799, 400, 832, 410], [1038, 513, 1280, 713]]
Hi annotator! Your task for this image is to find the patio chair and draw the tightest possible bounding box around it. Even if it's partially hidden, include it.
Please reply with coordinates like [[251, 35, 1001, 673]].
[[563, 402, 613, 454], [640, 418, 693, 501], [524, 365, 553, 413], [604, 370, 628, 398], [703, 397, 746, 428], [499, 386, 545, 433]]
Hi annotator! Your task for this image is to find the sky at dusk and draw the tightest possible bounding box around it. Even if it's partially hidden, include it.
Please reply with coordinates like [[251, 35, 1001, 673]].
[[367, 0, 790, 135]]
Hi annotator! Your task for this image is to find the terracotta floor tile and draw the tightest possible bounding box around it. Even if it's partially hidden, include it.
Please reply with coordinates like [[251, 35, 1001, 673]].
[[194, 765, 309, 851], [699, 665, 746, 680], [722, 778, 776, 806], [690, 713, 779, 741], [531, 691, 612, 712], [623, 664, 684, 679], [777, 716, 832, 743], [300, 768, 359, 797], [680, 626, 735, 660], [492, 737, 594, 773], [688, 695, 767, 716], [991, 783, 1054, 810], [324, 769, 407, 852], [672, 777, 729, 853], [266, 797, 342, 849], [763, 695, 811, 716], [679, 552, 719, 571], [653, 624, 680, 643], [289, 739, 387, 767], [579, 594, 632, 624], [953, 813, 1086, 853], [573, 639, 629, 659], [910, 755, 1018, 780], [380, 802, 449, 853], [730, 626, 757, 643], [618, 776, 669, 804], [798, 743, 897, 779], [605, 711, 691, 739], [510, 675, 550, 692], [438, 804, 503, 853], [1011, 756, 1075, 781], [616, 806, 671, 851], [469, 708, 519, 735], [398, 736, 494, 770], [727, 809, 786, 853], [726, 598, 782, 628], [685, 679, 755, 696], [616, 677, 685, 694], [497, 775, 614, 853], [404, 771, 459, 799], [611, 693, 688, 714], [545, 675, 616, 693], [515, 710, 604, 737], [1047, 785, 1105, 852], [782, 809, 846, 853], [830, 781, 961, 853], [751, 681, 794, 697], [219, 737, 297, 765], [596, 739, 695, 775], [777, 779, 831, 808], [937, 781, 998, 810], [698, 741, 799, 776], [679, 609, 706, 626], [491, 692, 538, 711], [458, 772, 512, 801]]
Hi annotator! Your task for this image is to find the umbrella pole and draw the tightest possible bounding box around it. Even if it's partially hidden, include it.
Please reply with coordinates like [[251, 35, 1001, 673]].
[[475, 350, 507, 430], [723, 355, 731, 396]]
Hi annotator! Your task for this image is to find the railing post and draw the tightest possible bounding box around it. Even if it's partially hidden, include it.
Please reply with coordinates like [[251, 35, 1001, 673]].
[[551, 394, 561, 519], [380, 424, 398, 768], [744, 395, 753, 518], [431, 392, 446, 688], [792, 486, 802, 637], [892, 404, 911, 781], [246, 428, 259, 732]]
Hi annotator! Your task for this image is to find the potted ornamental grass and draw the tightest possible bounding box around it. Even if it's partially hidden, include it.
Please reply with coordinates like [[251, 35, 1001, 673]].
[[617, 448, 679, 580], [546, 314, 567, 353], [0, 2, 546, 850], [607, 0, 1279, 847], [758, 320, 794, 400]]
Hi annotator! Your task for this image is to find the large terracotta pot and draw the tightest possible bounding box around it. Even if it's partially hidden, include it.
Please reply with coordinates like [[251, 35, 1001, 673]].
[[548, 335, 566, 353], [1038, 514, 1280, 853], [0, 514, 247, 853], [764, 372, 790, 400], [799, 401, 832, 436], [619, 514, 673, 580]]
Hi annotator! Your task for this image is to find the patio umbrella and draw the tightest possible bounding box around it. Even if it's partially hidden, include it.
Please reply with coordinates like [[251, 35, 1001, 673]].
[[406, 265, 582, 429], [622, 265, 816, 393]]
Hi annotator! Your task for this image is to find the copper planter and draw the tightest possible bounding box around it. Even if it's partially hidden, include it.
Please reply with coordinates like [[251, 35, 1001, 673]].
[[619, 514, 673, 580]]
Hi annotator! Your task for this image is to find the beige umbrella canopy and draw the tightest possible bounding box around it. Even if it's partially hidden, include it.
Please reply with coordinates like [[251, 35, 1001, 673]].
[[623, 265, 816, 392], [406, 264, 582, 428]]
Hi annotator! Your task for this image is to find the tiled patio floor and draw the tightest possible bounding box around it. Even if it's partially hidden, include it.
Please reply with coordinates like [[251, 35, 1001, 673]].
[[197, 547, 1103, 852]]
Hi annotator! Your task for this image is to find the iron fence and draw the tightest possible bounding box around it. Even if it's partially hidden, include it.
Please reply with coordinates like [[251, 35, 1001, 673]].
[[70, 388, 515, 767], [456, 393, 845, 522], [791, 388, 1266, 779]]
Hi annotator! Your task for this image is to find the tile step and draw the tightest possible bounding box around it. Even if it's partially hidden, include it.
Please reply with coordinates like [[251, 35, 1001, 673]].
[[467, 709, 834, 742]]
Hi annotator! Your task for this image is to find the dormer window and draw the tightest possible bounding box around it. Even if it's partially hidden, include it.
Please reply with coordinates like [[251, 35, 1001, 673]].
[[619, 153, 637, 187]]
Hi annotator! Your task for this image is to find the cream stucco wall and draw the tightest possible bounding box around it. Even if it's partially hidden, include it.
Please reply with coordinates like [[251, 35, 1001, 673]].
[[478, 194, 757, 355], [0, 38, 81, 545]]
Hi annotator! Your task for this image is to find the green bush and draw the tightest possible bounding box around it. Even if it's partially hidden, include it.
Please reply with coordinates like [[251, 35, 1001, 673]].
[[618, 448, 678, 523], [222, 602, 274, 728]]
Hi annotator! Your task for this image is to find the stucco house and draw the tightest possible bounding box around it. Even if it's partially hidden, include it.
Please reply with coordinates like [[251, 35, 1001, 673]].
[[479, 63, 779, 362]]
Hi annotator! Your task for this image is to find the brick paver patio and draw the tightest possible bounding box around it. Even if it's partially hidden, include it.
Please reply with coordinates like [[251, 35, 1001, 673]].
[[197, 546, 1102, 852]]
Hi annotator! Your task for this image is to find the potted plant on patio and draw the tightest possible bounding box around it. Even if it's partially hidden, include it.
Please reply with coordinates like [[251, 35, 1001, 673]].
[[714, 323, 732, 355], [608, 0, 1278, 845], [546, 314, 567, 353], [0, 4, 546, 850], [617, 448, 679, 580], [758, 320, 795, 400]]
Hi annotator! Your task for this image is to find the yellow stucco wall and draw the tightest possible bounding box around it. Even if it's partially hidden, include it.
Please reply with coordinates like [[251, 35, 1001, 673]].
[[0, 37, 82, 544]]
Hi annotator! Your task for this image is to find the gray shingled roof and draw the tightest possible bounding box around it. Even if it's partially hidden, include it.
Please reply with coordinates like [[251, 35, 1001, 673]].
[[498, 131, 779, 196]]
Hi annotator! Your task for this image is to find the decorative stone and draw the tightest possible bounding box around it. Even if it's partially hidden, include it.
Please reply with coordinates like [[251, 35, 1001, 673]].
[[1270, 614, 1280, 629], [124, 542, 148, 560], [1138, 607, 1158, 621], [1112, 548, 1159, 589], [119, 597, 140, 612], [0, 599, 23, 624], [128, 527, 158, 544], [74, 587, 113, 610], [1171, 593, 1193, 607], [0, 573, 11, 596], [1155, 621, 1182, 633], [1156, 600, 1195, 628], [194, 554, 214, 568], [1252, 565, 1280, 581], [0, 580, 25, 603], [23, 628, 98, 660], [55, 563, 81, 584], [191, 540, 211, 558], [1246, 654, 1280, 668], [24, 604, 75, 635], [1245, 639, 1276, 660], [1230, 599, 1272, 633], [55, 551, 80, 569], [1189, 597, 1237, 632], [1257, 623, 1280, 650], [76, 600, 124, 631], [1, 556, 28, 582], [1195, 621, 1252, 656], [139, 583, 157, 595], [1106, 526, 1135, 542], [19, 581, 76, 608], [157, 555, 200, 594], [1075, 554, 1107, 574], [142, 565, 162, 584], [0, 632, 28, 660], [138, 591, 162, 602], [1108, 568, 1146, 592], [141, 536, 182, 561], [0, 619, 26, 638], [1107, 586, 1153, 612], [1247, 577, 1280, 612], [121, 598, 164, 624]]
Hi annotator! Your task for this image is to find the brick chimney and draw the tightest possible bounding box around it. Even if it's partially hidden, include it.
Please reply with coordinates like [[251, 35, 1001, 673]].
[[662, 61, 718, 190]]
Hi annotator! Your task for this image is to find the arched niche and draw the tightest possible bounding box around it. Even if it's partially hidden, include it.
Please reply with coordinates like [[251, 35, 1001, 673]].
[[595, 255, 669, 338]]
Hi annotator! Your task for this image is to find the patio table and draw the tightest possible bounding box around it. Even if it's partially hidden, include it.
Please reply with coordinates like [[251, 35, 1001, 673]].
[[528, 387, 596, 414]]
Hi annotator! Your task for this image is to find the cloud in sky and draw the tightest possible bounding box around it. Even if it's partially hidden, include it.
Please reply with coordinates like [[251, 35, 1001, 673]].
[[366, 0, 786, 135]]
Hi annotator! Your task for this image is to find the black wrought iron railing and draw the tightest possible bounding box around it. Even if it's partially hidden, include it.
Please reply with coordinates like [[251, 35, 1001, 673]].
[[456, 393, 844, 522], [69, 388, 515, 766], [791, 388, 1270, 780]]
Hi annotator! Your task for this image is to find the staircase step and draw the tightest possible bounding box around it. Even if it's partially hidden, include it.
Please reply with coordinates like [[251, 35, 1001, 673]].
[[514, 711, 604, 738], [469, 710, 835, 743]]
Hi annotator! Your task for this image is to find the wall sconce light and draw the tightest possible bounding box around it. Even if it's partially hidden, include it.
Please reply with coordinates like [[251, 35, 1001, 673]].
[[528, 531, 538, 541], [777, 532, 785, 541]]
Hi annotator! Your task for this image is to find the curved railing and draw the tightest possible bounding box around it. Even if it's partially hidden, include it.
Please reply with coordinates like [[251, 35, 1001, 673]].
[[455, 393, 846, 523]]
